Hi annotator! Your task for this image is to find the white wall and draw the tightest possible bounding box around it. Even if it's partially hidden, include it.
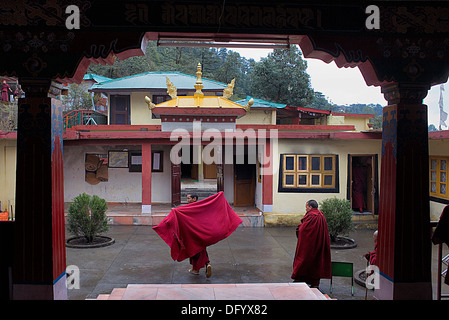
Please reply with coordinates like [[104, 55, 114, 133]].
[[64, 144, 172, 203]]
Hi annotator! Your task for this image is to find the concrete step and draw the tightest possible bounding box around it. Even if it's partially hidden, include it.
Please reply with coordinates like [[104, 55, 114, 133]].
[[88, 283, 333, 300]]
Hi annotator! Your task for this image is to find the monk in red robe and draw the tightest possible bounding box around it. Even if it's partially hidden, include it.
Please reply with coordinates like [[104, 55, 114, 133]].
[[1, 80, 12, 102], [292, 200, 331, 287], [153, 192, 242, 279], [364, 230, 377, 265], [186, 193, 211, 277], [352, 159, 366, 212]]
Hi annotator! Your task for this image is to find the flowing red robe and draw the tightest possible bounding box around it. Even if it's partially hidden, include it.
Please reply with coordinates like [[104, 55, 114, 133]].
[[291, 208, 331, 282], [153, 192, 242, 262]]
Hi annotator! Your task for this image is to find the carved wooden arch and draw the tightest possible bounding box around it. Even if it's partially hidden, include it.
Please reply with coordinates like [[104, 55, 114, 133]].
[[2, 1, 449, 91], [62, 31, 388, 89], [61, 30, 449, 96]]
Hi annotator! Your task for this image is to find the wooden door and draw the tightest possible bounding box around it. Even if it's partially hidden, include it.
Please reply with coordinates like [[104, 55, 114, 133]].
[[234, 163, 255, 206], [203, 148, 217, 179], [349, 155, 375, 213], [110, 95, 130, 125], [216, 146, 224, 192], [171, 163, 181, 206], [366, 156, 375, 213]]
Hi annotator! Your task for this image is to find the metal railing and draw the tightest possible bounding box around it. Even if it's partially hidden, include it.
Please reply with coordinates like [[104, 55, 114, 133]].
[[63, 109, 107, 130]]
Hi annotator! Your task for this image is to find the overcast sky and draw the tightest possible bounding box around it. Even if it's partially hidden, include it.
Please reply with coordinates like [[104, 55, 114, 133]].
[[234, 47, 447, 128]]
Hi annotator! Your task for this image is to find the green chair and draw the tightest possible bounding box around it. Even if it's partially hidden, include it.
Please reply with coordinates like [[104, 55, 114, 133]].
[[330, 261, 354, 295]]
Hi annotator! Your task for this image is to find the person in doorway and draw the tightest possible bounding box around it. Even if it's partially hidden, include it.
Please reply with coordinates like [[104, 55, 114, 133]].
[[352, 158, 367, 213], [292, 200, 331, 288], [186, 193, 212, 278]]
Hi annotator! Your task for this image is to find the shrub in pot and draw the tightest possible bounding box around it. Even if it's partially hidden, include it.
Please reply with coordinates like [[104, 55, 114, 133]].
[[67, 193, 109, 243], [320, 197, 354, 243]]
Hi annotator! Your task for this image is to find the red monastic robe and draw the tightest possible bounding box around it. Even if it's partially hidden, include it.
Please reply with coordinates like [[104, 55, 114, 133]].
[[153, 192, 242, 262], [352, 165, 366, 210], [291, 208, 331, 282]]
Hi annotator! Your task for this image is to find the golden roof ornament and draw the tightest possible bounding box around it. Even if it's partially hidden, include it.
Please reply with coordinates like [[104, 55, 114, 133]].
[[194, 63, 204, 97], [144, 95, 156, 110], [223, 78, 235, 99], [243, 98, 254, 112], [166, 77, 177, 99]]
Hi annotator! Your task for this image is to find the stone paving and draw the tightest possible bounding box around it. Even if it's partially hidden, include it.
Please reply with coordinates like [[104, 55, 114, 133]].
[[66, 225, 448, 300]]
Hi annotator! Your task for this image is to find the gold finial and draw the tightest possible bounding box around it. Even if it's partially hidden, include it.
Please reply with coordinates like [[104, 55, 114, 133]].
[[166, 77, 177, 99], [144, 96, 156, 110], [223, 78, 235, 99], [243, 98, 254, 112], [194, 63, 204, 97]]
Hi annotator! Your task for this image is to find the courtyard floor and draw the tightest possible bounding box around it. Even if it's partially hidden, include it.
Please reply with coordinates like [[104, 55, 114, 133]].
[[66, 225, 449, 301]]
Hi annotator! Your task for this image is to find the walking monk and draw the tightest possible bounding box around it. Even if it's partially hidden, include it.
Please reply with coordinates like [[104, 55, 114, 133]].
[[292, 200, 331, 287], [186, 193, 210, 276], [153, 192, 242, 278]]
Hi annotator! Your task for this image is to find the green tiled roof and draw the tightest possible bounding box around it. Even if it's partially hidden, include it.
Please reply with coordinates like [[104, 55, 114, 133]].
[[235, 96, 287, 109], [83, 73, 112, 83], [90, 71, 227, 91]]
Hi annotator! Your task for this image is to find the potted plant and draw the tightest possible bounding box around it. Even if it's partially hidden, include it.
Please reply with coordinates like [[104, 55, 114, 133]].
[[66, 193, 114, 248], [320, 197, 357, 249]]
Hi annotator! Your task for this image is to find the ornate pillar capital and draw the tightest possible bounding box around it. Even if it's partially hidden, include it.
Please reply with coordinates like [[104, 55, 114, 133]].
[[381, 83, 430, 105]]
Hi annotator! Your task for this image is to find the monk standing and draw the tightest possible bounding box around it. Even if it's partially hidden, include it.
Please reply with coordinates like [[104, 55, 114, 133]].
[[291, 200, 331, 287]]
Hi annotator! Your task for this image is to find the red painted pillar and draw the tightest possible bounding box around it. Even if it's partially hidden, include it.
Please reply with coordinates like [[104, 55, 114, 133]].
[[375, 83, 432, 300], [262, 138, 273, 214], [142, 143, 152, 214], [13, 79, 67, 300]]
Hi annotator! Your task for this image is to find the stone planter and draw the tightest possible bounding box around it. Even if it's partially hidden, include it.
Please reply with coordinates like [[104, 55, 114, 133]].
[[330, 236, 357, 249], [66, 235, 115, 248]]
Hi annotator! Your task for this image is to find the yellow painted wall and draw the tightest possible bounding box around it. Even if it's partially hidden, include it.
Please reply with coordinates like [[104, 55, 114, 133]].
[[429, 139, 449, 221], [0, 139, 16, 213], [236, 109, 276, 125], [110, 91, 222, 125], [265, 138, 382, 226], [130, 92, 161, 125], [327, 115, 370, 131]]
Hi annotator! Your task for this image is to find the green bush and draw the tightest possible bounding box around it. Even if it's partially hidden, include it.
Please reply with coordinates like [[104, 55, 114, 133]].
[[67, 193, 109, 243], [320, 197, 354, 242]]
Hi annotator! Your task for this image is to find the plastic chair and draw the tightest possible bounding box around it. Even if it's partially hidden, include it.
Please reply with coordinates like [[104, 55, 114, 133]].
[[330, 261, 354, 295]]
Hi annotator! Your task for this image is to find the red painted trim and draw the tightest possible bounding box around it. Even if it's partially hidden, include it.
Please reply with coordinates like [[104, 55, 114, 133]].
[[236, 124, 355, 131], [154, 107, 246, 115], [160, 115, 236, 122], [0, 131, 17, 139], [66, 125, 161, 131], [262, 140, 273, 206], [331, 112, 375, 118], [284, 106, 331, 114], [142, 143, 151, 206], [429, 130, 449, 139], [330, 131, 382, 139]]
